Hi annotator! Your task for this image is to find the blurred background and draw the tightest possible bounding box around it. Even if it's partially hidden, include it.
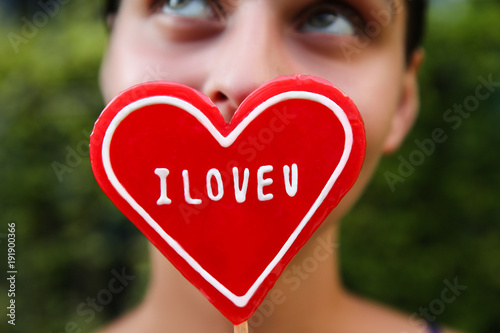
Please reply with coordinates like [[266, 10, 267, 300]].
[[0, 0, 498, 332]]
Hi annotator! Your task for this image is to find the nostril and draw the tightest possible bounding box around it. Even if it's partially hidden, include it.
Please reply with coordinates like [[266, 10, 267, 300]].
[[213, 91, 229, 103], [210, 91, 239, 124]]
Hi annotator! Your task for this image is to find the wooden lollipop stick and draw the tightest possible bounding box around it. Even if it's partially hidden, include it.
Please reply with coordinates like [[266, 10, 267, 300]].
[[234, 321, 248, 333]]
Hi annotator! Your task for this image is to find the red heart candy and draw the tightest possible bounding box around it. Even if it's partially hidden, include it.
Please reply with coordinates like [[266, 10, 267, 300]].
[[90, 75, 365, 324]]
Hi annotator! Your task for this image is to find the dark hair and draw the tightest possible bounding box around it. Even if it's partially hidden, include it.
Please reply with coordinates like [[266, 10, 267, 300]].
[[405, 0, 428, 62], [104, 0, 427, 62], [104, 0, 120, 16]]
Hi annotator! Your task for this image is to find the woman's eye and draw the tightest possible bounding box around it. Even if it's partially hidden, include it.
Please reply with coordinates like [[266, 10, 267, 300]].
[[160, 0, 220, 20], [299, 9, 358, 36]]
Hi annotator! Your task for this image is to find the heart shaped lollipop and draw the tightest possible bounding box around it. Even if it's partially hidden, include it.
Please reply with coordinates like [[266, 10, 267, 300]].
[[90, 75, 366, 325]]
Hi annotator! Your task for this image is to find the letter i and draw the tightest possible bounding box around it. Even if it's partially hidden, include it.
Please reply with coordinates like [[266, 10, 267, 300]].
[[155, 168, 172, 205]]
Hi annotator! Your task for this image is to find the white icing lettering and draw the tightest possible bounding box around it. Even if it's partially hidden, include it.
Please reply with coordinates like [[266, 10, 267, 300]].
[[156, 164, 297, 204], [233, 167, 249, 203], [283, 164, 298, 197], [206, 168, 224, 201], [155, 168, 172, 205], [257, 165, 274, 201], [182, 170, 202, 205]]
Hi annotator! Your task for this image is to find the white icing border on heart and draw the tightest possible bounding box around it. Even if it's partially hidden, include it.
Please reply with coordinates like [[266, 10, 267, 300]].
[[102, 91, 353, 307]]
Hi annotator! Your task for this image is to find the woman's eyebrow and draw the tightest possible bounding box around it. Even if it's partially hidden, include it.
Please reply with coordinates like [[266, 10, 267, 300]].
[[329, 0, 403, 16], [365, 0, 402, 24], [384, 0, 404, 16]]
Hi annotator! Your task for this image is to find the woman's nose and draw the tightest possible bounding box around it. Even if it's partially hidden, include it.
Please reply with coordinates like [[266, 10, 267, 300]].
[[201, 6, 296, 123]]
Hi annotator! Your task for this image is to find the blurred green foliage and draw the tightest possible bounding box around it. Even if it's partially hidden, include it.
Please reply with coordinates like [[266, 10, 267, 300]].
[[0, 1, 498, 332]]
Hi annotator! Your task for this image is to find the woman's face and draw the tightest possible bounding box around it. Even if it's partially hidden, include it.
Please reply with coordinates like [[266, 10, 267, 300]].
[[100, 0, 421, 221]]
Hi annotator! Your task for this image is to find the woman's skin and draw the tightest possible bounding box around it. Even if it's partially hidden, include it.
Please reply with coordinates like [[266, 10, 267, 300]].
[[97, 0, 456, 332]]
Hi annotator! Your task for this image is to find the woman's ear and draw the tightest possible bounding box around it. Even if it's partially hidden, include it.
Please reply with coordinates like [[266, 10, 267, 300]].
[[383, 48, 425, 154]]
